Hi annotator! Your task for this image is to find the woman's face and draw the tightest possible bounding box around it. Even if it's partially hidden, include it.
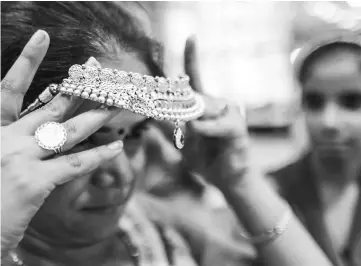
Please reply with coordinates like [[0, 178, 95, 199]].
[[28, 54, 153, 245], [302, 48, 361, 174]]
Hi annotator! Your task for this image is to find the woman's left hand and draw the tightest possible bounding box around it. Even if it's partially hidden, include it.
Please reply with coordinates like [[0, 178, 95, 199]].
[[182, 37, 249, 191]]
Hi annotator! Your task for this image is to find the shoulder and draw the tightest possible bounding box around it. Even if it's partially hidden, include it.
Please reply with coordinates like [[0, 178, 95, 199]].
[[265, 152, 311, 197]]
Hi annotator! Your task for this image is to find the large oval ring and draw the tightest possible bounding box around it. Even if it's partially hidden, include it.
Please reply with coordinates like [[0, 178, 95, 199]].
[[35, 122, 67, 154]]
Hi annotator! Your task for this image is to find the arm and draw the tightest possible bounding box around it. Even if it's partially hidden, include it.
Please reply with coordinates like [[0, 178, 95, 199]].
[[219, 171, 333, 266]]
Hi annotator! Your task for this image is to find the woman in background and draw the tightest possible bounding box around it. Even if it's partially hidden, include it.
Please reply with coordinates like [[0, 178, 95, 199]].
[[269, 32, 361, 266]]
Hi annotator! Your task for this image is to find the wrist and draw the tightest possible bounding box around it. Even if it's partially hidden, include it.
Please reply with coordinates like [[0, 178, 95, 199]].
[[217, 167, 254, 196]]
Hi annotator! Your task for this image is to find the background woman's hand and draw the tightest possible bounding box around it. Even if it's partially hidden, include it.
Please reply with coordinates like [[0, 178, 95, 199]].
[[1, 30, 124, 254], [182, 36, 249, 191]]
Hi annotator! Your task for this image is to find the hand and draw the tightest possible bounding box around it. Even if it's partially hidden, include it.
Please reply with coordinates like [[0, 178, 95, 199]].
[[182, 36, 249, 191], [1, 30, 124, 254]]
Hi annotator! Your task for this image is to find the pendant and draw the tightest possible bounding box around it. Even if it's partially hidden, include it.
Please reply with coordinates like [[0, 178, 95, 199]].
[[173, 121, 184, 150]]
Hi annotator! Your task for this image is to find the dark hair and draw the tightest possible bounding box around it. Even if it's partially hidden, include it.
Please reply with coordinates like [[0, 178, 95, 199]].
[[299, 41, 361, 83], [1, 1, 164, 110]]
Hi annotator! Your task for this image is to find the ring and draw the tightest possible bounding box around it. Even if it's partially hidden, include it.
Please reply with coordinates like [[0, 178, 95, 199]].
[[35, 122, 67, 154]]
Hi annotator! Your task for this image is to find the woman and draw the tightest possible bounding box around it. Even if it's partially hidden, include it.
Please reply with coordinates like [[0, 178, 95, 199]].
[[2, 2, 332, 266], [269, 33, 361, 266]]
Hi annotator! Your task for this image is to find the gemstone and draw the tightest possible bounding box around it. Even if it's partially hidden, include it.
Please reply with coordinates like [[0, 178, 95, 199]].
[[130, 73, 144, 87], [115, 70, 130, 84], [173, 126, 184, 149], [157, 77, 168, 92], [100, 68, 115, 82], [144, 75, 157, 90], [35, 122, 67, 150], [83, 66, 98, 80]]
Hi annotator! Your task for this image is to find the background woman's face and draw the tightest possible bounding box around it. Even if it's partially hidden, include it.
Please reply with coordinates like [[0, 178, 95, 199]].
[[28, 55, 154, 245], [302, 49, 361, 171]]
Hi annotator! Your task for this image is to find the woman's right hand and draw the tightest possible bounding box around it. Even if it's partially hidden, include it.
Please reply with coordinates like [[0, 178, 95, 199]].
[[1, 30, 124, 255]]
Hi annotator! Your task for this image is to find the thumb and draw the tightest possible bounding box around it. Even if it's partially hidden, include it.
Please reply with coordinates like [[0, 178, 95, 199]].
[[184, 35, 204, 93]]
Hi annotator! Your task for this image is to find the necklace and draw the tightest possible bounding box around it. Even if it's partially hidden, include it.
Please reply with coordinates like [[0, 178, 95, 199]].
[[9, 231, 140, 266]]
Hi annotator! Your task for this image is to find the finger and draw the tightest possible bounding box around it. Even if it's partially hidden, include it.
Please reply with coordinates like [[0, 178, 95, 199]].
[[184, 35, 203, 93], [32, 106, 122, 158], [1, 30, 50, 126], [12, 94, 84, 134], [43, 140, 124, 185], [199, 95, 228, 120], [190, 104, 247, 138], [14, 57, 100, 133]]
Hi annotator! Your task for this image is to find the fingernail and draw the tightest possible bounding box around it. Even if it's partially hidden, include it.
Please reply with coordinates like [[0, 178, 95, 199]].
[[107, 140, 123, 151], [29, 30, 46, 45]]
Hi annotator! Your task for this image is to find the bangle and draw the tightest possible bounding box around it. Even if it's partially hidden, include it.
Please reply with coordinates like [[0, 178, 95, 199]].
[[238, 205, 292, 245]]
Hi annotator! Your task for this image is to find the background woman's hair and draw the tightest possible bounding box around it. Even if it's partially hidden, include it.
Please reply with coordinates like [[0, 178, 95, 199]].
[[1, 1, 164, 110], [298, 41, 361, 83]]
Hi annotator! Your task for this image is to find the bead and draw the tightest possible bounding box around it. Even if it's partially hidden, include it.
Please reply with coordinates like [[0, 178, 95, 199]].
[[98, 96, 106, 103], [100, 90, 108, 97], [81, 92, 90, 99], [90, 93, 98, 100], [106, 98, 114, 106], [73, 90, 81, 96]]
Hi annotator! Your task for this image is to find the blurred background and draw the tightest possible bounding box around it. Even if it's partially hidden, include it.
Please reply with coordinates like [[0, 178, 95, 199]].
[[139, 1, 361, 172]]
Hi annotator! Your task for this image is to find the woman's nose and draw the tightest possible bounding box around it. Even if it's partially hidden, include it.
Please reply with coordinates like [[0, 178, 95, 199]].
[[320, 102, 342, 138]]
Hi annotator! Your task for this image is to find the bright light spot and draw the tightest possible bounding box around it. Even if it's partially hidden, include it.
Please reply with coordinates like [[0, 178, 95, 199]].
[[290, 48, 301, 64], [347, 1, 361, 8]]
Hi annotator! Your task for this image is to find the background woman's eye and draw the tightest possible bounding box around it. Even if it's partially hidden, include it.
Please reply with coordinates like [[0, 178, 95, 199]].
[[302, 92, 325, 111], [339, 92, 361, 111]]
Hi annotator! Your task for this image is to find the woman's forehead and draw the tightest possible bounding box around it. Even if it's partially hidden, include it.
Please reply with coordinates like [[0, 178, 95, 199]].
[[310, 53, 360, 80]]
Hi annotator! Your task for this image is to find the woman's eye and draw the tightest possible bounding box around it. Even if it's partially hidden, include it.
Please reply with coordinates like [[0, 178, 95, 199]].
[[302, 92, 324, 111], [125, 126, 148, 139], [125, 124, 150, 140], [339, 92, 361, 111]]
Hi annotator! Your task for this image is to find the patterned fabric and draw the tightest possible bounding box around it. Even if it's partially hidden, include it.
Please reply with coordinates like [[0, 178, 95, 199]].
[[119, 199, 198, 266], [119, 194, 260, 266]]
